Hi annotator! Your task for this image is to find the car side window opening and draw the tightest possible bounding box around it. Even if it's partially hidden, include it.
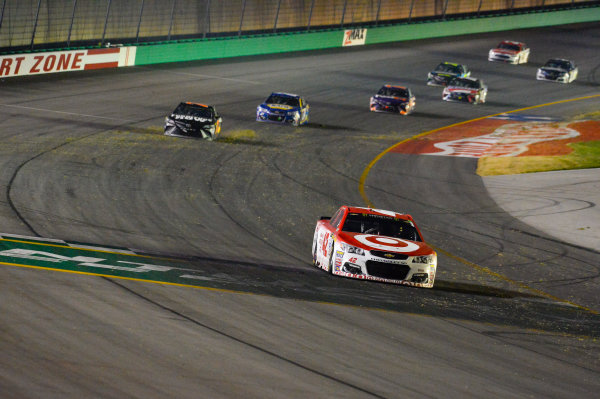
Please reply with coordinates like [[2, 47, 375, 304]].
[[330, 209, 344, 229]]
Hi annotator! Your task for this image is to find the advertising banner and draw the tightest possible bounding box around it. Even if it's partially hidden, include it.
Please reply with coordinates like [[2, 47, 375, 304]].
[[0, 46, 136, 78]]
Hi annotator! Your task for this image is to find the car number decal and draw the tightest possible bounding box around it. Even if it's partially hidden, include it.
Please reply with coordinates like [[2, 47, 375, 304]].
[[354, 234, 419, 252]]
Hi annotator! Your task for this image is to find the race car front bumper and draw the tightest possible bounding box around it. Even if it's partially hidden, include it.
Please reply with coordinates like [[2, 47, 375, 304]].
[[332, 246, 437, 288]]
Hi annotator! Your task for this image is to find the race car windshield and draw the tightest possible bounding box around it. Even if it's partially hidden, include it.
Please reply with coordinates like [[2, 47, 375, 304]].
[[377, 86, 408, 98], [266, 94, 300, 107], [544, 60, 570, 70], [172, 103, 214, 118], [341, 213, 422, 242], [435, 63, 461, 74], [449, 78, 478, 88], [498, 43, 520, 51]]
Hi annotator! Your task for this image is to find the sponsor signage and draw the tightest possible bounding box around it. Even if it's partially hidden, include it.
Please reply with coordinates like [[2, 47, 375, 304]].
[[343, 29, 367, 46], [0, 47, 136, 78]]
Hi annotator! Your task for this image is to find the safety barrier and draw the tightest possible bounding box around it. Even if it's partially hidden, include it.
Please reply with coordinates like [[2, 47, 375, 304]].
[[134, 6, 600, 65], [1, 5, 598, 77]]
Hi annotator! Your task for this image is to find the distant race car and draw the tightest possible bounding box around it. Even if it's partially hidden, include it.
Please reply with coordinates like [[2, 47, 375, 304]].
[[164, 102, 222, 140], [427, 62, 470, 86], [536, 59, 578, 83], [312, 206, 437, 288], [369, 85, 415, 115], [442, 77, 487, 104], [256, 92, 309, 126], [488, 40, 530, 64]]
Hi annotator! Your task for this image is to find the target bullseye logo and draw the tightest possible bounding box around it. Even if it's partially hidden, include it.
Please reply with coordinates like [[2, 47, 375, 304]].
[[354, 234, 419, 252]]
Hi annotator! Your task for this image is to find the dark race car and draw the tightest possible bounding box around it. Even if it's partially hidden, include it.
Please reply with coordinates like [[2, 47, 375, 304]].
[[164, 102, 222, 140], [256, 92, 309, 126], [442, 77, 487, 104], [427, 62, 470, 86], [369, 85, 415, 115], [536, 58, 578, 83]]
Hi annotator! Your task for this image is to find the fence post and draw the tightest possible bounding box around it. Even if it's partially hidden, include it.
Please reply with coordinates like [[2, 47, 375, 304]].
[[273, 0, 281, 32], [477, 0, 483, 16], [67, 0, 77, 47], [409, 0, 415, 22], [375, 0, 381, 26], [340, 0, 348, 27], [30, 0, 42, 50], [101, 0, 112, 46], [203, 0, 210, 38], [136, 0, 145, 43], [307, 0, 315, 31], [239, 0, 247, 36], [167, 0, 176, 40], [442, 0, 449, 19], [0, 0, 7, 33]]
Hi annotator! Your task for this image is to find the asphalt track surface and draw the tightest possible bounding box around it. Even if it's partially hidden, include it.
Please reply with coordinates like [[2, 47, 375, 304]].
[[1, 23, 599, 398]]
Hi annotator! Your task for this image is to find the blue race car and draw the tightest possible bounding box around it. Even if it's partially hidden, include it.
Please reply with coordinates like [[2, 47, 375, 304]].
[[427, 62, 470, 86], [370, 85, 415, 115], [256, 92, 309, 126]]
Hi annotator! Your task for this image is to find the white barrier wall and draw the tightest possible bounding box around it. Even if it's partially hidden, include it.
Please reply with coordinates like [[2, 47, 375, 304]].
[[0, 46, 136, 77]]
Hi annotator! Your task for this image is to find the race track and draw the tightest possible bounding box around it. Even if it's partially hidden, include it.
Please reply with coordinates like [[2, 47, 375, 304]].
[[1, 23, 599, 398]]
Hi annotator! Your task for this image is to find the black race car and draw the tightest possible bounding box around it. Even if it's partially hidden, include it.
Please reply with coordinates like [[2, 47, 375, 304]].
[[427, 62, 470, 86], [164, 102, 222, 140], [536, 59, 578, 83]]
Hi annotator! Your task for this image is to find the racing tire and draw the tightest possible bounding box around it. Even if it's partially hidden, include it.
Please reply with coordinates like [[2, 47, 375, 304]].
[[292, 112, 300, 127], [327, 250, 335, 274]]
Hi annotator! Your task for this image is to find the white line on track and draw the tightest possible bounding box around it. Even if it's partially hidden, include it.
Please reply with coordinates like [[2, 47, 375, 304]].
[[0, 103, 137, 122], [143, 68, 262, 84]]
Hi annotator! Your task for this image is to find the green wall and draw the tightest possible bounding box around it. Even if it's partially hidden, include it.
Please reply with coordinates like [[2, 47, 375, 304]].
[[134, 7, 600, 66]]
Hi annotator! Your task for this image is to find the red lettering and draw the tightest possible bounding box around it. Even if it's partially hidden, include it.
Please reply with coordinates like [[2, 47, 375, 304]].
[[43, 55, 56, 72], [71, 52, 84, 69], [30, 55, 43, 73], [57, 53, 71, 70], [0, 58, 12, 76], [13, 57, 25, 74]]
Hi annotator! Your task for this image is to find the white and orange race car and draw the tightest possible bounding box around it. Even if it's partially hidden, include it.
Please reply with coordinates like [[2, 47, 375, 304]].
[[312, 206, 437, 288]]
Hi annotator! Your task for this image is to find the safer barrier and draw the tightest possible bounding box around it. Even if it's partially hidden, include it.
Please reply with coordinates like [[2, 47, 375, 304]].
[[134, 6, 600, 65], [1, 6, 598, 77]]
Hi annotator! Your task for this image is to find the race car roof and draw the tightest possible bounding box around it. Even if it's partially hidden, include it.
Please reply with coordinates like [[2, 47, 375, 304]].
[[270, 92, 301, 98], [344, 206, 410, 220]]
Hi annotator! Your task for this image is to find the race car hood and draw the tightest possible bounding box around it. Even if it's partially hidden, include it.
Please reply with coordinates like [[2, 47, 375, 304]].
[[167, 113, 215, 129], [430, 71, 457, 78], [338, 231, 434, 256], [491, 49, 517, 55], [372, 95, 409, 105], [445, 87, 478, 94], [261, 103, 297, 112]]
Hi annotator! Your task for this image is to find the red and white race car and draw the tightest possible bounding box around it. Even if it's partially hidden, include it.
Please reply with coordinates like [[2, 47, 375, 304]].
[[442, 77, 487, 104], [312, 206, 437, 288], [488, 40, 530, 64]]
